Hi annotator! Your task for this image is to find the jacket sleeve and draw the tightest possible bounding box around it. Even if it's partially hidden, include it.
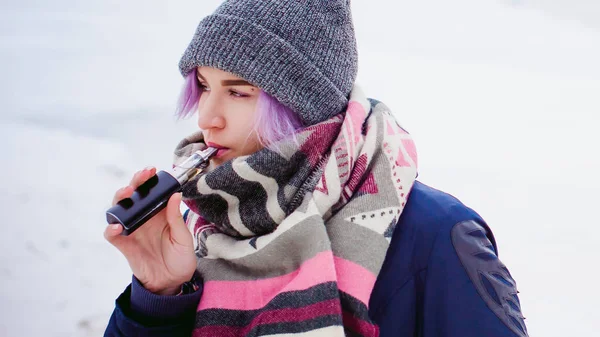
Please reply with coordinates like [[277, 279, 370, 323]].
[[421, 220, 528, 337], [104, 276, 202, 337]]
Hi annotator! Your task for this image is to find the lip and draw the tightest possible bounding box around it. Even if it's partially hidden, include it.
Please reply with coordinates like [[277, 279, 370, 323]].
[[206, 142, 230, 158]]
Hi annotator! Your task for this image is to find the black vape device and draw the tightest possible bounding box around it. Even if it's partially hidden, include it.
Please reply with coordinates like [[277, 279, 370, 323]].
[[106, 147, 217, 236]]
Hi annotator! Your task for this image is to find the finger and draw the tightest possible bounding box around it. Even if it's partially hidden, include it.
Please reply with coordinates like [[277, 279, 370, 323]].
[[165, 193, 192, 247], [129, 167, 156, 188], [112, 185, 133, 206], [104, 223, 124, 245], [112, 167, 156, 206]]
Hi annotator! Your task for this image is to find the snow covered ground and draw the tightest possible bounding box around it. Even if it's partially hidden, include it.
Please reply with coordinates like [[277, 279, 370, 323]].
[[1, 0, 598, 336]]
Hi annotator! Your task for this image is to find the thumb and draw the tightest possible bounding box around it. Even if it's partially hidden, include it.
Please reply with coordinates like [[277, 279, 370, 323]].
[[165, 193, 192, 245]]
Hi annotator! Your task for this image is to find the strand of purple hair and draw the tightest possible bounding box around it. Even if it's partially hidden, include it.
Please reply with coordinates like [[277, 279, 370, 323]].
[[175, 72, 201, 119]]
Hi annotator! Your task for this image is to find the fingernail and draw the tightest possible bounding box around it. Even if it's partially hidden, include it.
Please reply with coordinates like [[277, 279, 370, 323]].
[[144, 166, 155, 172], [110, 224, 121, 230]]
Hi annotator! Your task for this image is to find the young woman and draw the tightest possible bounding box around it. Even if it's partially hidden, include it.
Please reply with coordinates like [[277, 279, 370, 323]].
[[104, 1, 527, 336]]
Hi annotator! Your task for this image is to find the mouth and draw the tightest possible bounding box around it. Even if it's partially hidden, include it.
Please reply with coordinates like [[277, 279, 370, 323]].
[[206, 142, 230, 158]]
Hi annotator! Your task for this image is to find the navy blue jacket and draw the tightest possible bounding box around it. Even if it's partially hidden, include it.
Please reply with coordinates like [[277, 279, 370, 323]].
[[105, 181, 527, 336]]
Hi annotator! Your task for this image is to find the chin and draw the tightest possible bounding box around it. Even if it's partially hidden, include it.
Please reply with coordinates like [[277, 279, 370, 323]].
[[210, 153, 234, 167]]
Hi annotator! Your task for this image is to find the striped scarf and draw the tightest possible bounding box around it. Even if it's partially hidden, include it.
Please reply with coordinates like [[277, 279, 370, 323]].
[[174, 86, 418, 336]]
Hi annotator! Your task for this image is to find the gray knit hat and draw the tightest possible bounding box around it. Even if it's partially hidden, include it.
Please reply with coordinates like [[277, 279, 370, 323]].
[[178, 0, 358, 126]]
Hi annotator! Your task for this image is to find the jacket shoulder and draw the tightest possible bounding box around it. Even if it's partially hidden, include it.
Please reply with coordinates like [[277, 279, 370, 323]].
[[372, 182, 527, 337], [380, 181, 490, 277], [402, 180, 484, 232], [402, 182, 485, 246], [370, 181, 485, 320]]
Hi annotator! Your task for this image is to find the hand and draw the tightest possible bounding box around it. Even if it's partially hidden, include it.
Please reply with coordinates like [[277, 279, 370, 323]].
[[104, 167, 197, 295]]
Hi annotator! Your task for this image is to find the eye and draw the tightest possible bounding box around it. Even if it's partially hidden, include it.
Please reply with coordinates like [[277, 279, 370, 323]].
[[197, 80, 210, 92], [229, 90, 249, 98]]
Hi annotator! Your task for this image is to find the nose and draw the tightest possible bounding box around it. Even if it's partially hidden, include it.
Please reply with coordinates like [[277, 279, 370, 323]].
[[197, 93, 226, 130]]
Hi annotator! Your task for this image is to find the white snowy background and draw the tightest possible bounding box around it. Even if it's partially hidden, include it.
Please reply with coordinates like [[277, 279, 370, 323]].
[[1, 0, 598, 336]]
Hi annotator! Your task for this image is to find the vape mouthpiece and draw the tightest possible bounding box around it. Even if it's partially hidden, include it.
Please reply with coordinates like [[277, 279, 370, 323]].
[[170, 147, 218, 185]]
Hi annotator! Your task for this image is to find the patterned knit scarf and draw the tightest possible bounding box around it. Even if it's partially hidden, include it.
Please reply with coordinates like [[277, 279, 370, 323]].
[[173, 86, 418, 337]]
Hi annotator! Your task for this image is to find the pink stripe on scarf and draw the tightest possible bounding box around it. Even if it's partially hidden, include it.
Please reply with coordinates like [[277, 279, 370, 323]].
[[198, 251, 337, 311], [345, 101, 367, 163], [402, 138, 418, 166], [334, 256, 377, 306]]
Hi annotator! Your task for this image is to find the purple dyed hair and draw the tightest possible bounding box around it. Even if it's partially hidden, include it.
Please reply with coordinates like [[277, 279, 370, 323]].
[[175, 71, 304, 152]]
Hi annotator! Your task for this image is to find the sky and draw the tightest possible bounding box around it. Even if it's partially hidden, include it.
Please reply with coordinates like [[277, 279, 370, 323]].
[[1, 0, 599, 336]]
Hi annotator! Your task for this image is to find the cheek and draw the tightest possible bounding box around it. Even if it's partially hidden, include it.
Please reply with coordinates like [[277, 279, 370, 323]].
[[231, 99, 259, 127], [239, 105, 258, 125], [231, 101, 262, 148]]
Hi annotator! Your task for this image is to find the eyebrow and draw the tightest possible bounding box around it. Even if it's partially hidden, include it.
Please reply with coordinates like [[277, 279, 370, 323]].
[[197, 73, 255, 87]]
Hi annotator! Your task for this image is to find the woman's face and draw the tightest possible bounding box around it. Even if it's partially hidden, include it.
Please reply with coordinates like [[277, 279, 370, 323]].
[[195, 66, 262, 166]]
